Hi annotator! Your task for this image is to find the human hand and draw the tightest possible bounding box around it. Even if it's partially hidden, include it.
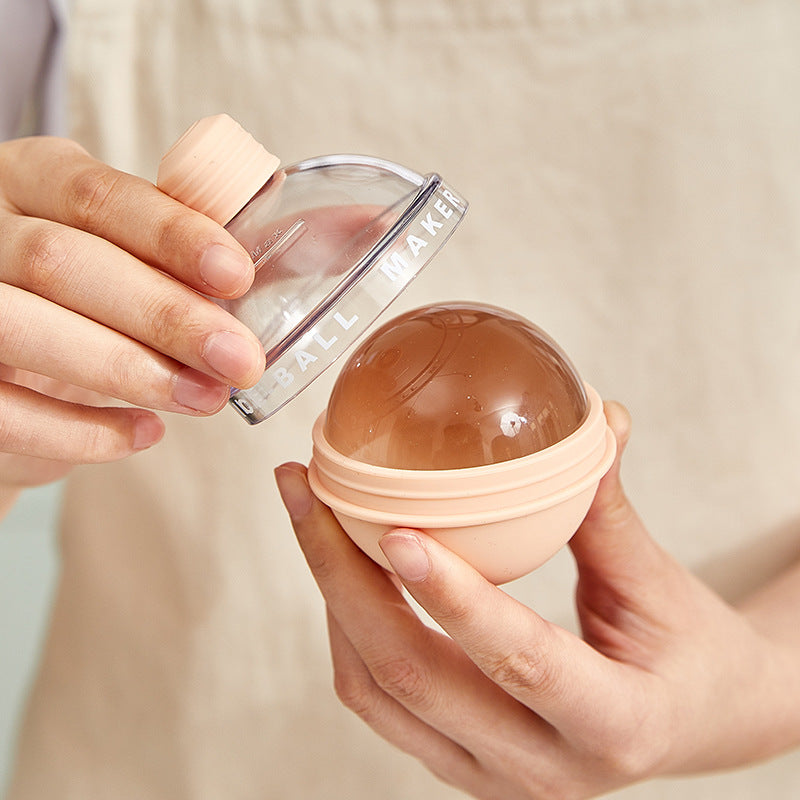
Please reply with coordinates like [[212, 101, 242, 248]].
[[0, 135, 265, 494], [276, 403, 800, 799]]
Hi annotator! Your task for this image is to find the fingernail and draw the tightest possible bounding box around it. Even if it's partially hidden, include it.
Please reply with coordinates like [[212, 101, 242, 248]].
[[201, 330, 261, 386], [172, 368, 228, 412], [380, 530, 431, 583], [274, 465, 314, 519], [199, 244, 252, 295], [132, 414, 166, 450]]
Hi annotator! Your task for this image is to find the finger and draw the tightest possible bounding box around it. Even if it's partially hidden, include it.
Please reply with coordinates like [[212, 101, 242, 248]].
[[0, 448, 75, 488], [275, 463, 553, 755], [569, 401, 674, 593], [0, 381, 164, 463], [0, 366, 119, 406], [0, 136, 255, 298], [572, 401, 637, 548], [0, 216, 265, 389], [378, 527, 643, 743], [0, 282, 230, 415], [326, 608, 488, 795]]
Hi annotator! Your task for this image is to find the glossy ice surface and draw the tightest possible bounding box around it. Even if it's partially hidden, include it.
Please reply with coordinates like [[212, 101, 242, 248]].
[[324, 303, 588, 469]]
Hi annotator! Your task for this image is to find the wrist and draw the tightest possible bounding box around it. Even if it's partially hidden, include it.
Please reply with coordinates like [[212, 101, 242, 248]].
[[661, 598, 800, 776], [739, 628, 800, 763], [733, 564, 800, 763]]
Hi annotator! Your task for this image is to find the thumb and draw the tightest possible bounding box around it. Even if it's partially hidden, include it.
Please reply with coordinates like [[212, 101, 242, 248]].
[[378, 527, 629, 740]]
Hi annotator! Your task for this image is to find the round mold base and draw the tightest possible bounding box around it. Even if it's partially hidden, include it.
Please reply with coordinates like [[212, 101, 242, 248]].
[[330, 482, 599, 585]]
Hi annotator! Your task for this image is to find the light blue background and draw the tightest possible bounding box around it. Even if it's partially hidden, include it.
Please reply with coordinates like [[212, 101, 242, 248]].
[[0, 485, 60, 795]]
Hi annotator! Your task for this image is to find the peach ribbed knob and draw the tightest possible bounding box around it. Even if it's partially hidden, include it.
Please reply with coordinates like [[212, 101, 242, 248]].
[[157, 114, 280, 226]]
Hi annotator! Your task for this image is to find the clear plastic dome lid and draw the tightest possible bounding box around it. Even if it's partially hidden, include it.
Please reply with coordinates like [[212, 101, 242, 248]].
[[324, 303, 589, 470], [220, 156, 467, 422], [158, 115, 467, 424]]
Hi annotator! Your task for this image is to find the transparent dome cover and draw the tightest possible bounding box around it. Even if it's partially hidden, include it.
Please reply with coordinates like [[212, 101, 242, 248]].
[[324, 303, 589, 470], [219, 155, 467, 423]]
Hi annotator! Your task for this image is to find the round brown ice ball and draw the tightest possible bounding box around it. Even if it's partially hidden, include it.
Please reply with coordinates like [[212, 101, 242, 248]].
[[324, 302, 588, 470]]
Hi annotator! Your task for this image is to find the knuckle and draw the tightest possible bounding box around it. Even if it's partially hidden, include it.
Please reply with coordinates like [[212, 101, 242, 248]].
[[66, 163, 123, 231], [141, 290, 198, 352], [434, 594, 474, 629], [591, 701, 667, 781], [16, 223, 77, 298], [602, 488, 637, 529], [369, 652, 432, 706], [332, 666, 377, 718], [101, 344, 153, 404], [1, 137, 82, 189], [485, 645, 561, 700], [300, 537, 339, 583], [595, 734, 657, 781], [74, 425, 125, 464], [78, 423, 116, 463], [67, 408, 138, 464], [152, 208, 204, 266]]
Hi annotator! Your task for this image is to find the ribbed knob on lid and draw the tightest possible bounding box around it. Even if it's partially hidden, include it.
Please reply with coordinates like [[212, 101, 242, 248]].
[[157, 114, 280, 226]]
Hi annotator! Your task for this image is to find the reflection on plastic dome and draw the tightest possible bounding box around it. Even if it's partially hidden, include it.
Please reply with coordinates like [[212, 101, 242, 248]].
[[220, 161, 416, 356], [324, 303, 589, 470]]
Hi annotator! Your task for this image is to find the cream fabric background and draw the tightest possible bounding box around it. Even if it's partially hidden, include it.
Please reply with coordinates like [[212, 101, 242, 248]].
[[7, 0, 800, 798]]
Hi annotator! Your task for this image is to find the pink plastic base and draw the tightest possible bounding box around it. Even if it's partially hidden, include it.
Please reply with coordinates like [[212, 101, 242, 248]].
[[328, 483, 599, 584], [308, 384, 616, 584]]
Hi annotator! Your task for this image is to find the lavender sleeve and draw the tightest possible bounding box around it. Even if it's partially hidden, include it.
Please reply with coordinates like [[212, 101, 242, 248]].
[[0, 0, 66, 141]]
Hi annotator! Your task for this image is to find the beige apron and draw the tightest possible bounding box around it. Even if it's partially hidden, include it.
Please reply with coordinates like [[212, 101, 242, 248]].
[[8, 1, 800, 797]]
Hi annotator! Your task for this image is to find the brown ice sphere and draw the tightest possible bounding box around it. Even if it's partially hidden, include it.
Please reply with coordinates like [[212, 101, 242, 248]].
[[323, 302, 589, 470]]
